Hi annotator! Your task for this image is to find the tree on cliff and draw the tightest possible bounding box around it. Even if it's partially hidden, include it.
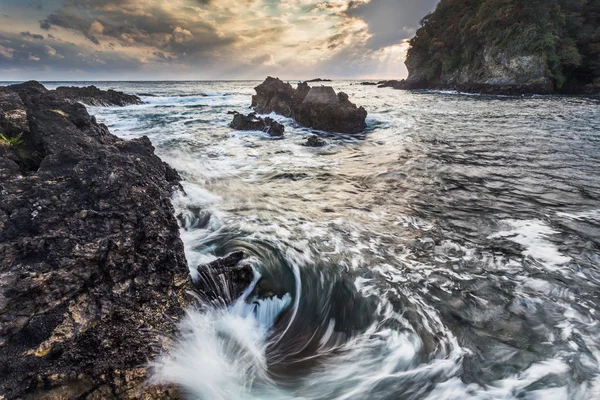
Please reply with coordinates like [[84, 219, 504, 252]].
[[406, 0, 600, 90]]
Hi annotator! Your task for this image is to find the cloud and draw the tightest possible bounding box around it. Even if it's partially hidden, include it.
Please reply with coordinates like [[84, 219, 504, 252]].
[[345, 0, 439, 49], [1, 0, 439, 79], [0, 44, 15, 59], [0, 32, 141, 74], [20, 31, 45, 40]]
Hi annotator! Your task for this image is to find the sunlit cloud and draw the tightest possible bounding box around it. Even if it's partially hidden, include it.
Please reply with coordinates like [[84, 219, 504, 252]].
[[0, 0, 439, 80]]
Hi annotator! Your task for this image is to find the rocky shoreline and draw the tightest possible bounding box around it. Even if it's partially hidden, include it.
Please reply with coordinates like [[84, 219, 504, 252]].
[[377, 78, 600, 96], [0, 81, 184, 399], [394, 1, 600, 96]]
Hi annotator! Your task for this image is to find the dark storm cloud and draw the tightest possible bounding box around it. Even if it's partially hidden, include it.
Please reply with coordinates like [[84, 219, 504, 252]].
[[40, 8, 101, 44], [346, 0, 439, 49], [20, 31, 45, 40], [39, 1, 236, 55], [0, 32, 140, 72], [1, 0, 439, 79]]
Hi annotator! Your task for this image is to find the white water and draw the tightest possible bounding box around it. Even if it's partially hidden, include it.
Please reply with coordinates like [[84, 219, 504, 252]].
[[46, 80, 600, 399]]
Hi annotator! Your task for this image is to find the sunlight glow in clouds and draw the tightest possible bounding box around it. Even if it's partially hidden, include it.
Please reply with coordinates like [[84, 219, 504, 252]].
[[0, 0, 438, 80]]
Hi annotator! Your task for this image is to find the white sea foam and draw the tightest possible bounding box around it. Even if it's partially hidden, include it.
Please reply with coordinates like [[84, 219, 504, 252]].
[[489, 219, 571, 270], [78, 81, 600, 399]]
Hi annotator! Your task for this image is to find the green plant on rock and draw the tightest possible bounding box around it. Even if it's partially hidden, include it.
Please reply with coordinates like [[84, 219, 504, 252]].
[[0, 132, 24, 149]]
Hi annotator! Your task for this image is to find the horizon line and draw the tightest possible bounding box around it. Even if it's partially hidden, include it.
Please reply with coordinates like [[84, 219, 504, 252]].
[[0, 78, 402, 83]]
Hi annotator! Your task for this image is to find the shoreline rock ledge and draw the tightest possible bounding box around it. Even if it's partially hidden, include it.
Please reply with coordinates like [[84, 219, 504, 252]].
[[251, 77, 367, 134], [0, 81, 188, 399]]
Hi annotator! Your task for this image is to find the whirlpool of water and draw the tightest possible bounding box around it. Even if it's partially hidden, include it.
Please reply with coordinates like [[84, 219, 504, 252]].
[[40, 81, 600, 399]]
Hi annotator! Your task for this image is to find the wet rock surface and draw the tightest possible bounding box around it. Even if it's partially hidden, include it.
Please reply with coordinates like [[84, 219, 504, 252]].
[[376, 76, 560, 95], [303, 135, 327, 147], [251, 77, 367, 134], [0, 81, 188, 399], [53, 84, 144, 106], [194, 251, 254, 305], [229, 112, 285, 137]]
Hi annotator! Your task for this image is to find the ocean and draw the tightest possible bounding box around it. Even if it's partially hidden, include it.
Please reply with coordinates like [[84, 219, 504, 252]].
[[28, 81, 600, 399]]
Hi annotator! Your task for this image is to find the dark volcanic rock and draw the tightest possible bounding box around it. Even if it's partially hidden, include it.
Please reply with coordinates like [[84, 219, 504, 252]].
[[378, 78, 558, 95], [377, 79, 428, 90], [194, 252, 254, 304], [54, 84, 144, 106], [305, 78, 332, 83], [251, 77, 367, 134], [251, 77, 296, 117], [303, 135, 326, 147], [230, 112, 285, 137], [360, 82, 377, 86], [2, 81, 143, 108], [0, 81, 188, 399], [295, 90, 367, 134]]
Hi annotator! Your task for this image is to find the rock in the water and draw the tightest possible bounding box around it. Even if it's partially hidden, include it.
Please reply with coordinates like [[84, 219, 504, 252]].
[[0, 81, 188, 399], [251, 77, 367, 134], [230, 112, 285, 137], [3, 81, 143, 108], [303, 135, 326, 147], [360, 82, 378, 86], [251, 77, 297, 117], [195, 252, 254, 304], [295, 90, 367, 134], [304, 78, 332, 83], [302, 86, 340, 104], [54, 84, 144, 106]]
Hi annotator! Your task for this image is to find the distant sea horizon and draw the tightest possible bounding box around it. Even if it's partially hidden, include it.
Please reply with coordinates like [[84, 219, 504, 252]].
[[0, 78, 399, 83]]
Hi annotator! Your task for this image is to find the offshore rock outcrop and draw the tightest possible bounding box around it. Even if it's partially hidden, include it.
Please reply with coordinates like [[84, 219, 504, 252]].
[[304, 78, 332, 83], [303, 135, 327, 148], [0, 81, 188, 399], [53, 84, 144, 106], [230, 111, 285, 137], [251, 77, 367, 134]]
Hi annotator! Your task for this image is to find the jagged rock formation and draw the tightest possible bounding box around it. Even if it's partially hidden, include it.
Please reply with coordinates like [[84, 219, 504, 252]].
[[53, 84, 144, 106], [302, 87, 339, 104], [229, 112, 285, 137], [303, 135, 327, 147], [0, 81, 188, 399], [304, 78, 332, 83], [194, 252, 254, 304], [251, 77, 367, 134], [399, 0, 600, 95]]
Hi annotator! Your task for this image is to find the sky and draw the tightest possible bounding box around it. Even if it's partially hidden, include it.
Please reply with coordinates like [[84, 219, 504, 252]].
[[0, 0, 439, 80]]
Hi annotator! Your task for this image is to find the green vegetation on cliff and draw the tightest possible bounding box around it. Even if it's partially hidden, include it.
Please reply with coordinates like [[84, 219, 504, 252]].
[[407, 0, 600, 91]]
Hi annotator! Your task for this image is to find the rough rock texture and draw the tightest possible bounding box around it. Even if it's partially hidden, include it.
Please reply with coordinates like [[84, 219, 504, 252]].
[[302, 87, 340, 105], [295, 91, 367, 134], [359, 82, 377, 86], [303, 135, 326, 148], [53, 84, 144, 106], [229, 112, 285, 137], [398, 0, 600, 95], [251, 77, 367, 134], [401, 45, 554, 95], [194, 252, 254, 305], [0, 81, 188, 399]]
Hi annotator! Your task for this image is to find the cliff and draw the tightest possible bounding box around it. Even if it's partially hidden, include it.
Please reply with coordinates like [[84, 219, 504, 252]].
[[0, 82, 188, 399], [401, 0, 600, 94]]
